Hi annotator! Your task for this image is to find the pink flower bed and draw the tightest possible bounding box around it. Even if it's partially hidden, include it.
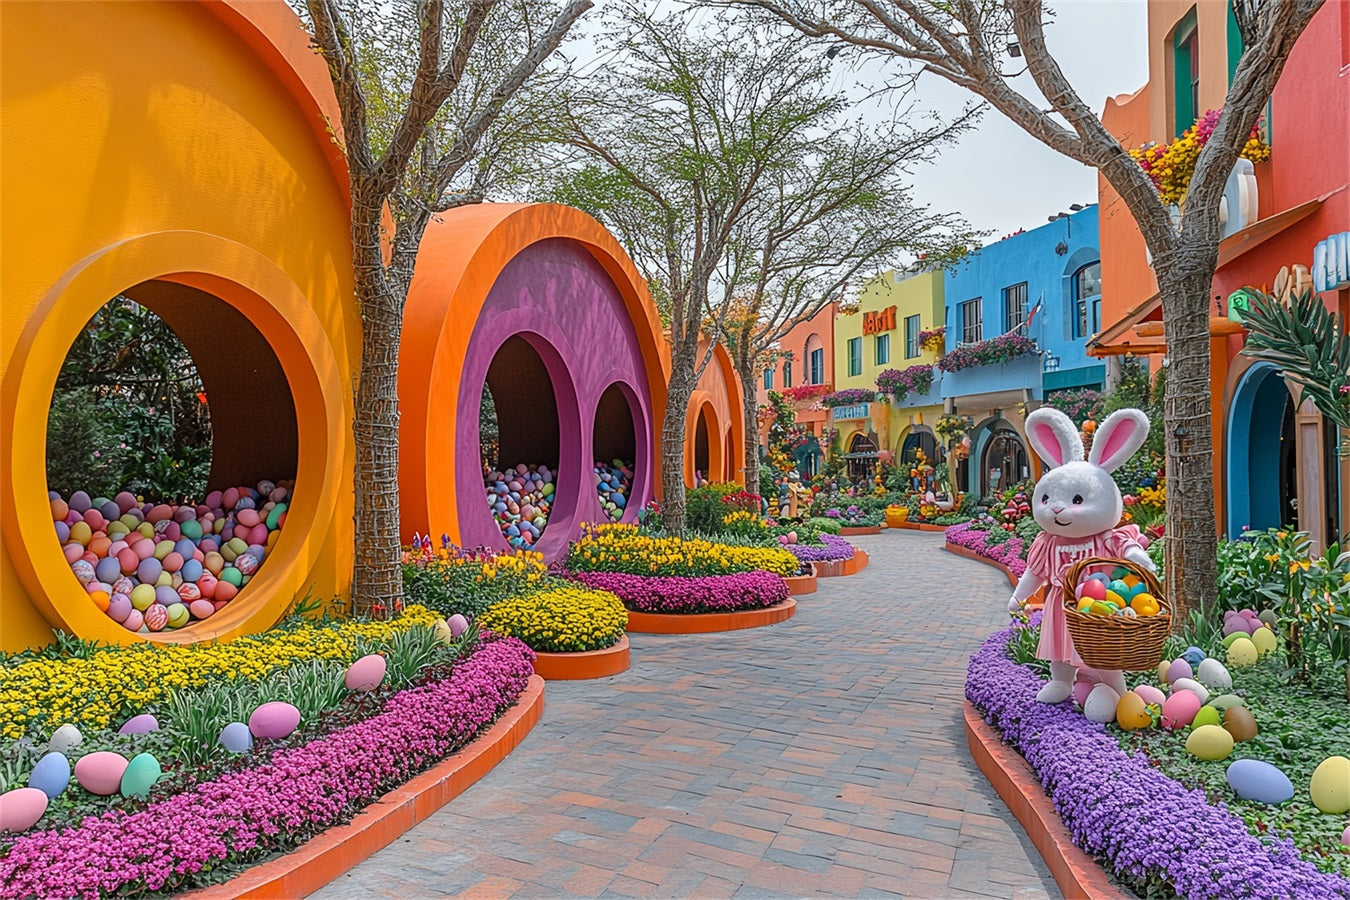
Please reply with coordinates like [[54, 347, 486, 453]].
[[945, 521, 1028, 578], [567, 570, 789, 614], [0, 636, 535, 899]]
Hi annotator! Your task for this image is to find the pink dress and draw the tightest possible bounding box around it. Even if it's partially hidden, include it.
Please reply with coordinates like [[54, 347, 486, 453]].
[[1026, 526, 1145, 666]]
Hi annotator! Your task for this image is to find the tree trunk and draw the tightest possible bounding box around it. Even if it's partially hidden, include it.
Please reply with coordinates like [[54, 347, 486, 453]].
[[1153, 250, 1221, 629], [350, 209, 405, 618], [661, 341, 699, 536], [739, 363, 761, 500]]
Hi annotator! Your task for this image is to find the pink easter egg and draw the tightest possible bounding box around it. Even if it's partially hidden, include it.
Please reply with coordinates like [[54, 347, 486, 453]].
[[235, 553, 259, 575], [1134, 684, 1166, 707], [344, 654, 387, 692], [81, 509, 106, 532], [117, 548, 139, 574], [0, 787, 49, 832], [246, 523, 267, 545], [106, 593, 132, 623], [133, 540, 155, 561], [223, 487, 240, 510], [108, 539, 128, 556], [189, 599, 215, 620], [63, 544, 85, 564], [114, 491, 137, 514], [197, 574, 218, 599], [122, 608, 144, 631], [177, 583, 202, 603], [143, 604, 168, 632], [205, 490, 223, 508], [1078, 579, 1107, 602], [214, 582, 238, 603], [236, 508, 261, 528], [1161, 690, 1201, 729], [80, 551, 99, 566], [162, 552, 184, 574], [163, 522, 181, 542], [448, 613, 469, 638], [112, 576, 135, 595], [147, 504, 173, 524], [73, 752, 128, 796], [248, 701, 300, 739]]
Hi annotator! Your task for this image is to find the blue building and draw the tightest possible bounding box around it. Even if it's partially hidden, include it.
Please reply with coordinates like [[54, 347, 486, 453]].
[[940, 205, 1104, 496]]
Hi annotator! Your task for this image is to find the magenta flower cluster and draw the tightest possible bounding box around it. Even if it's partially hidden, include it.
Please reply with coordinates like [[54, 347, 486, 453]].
[[0, 637, 536, 899], [966, 621, 1350, 900], [937, 333, 1037, 373], [786, 534, 856, 563], [567, 570, 788, 613], [945, 522, 1028, 577], [820, 388, 877, 408]]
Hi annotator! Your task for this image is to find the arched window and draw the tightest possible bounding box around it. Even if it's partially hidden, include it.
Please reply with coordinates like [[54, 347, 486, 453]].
[[1072, 262, 1102, 339], [804, 333, 824, 384]]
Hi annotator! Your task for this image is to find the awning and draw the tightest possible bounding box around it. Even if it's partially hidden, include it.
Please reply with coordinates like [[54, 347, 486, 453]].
[[1087, 190, 1339, 358]]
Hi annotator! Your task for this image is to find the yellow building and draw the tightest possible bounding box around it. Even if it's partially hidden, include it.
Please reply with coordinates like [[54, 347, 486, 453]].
[[831, 268, 945, 479]]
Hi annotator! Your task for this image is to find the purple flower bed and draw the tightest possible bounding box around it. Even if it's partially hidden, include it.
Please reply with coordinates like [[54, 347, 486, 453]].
[[567, 570, 789, 614], [946, 521, 1027, 577], [966, 621, 1350, 900], [0, 636, 536, 899], [786, 534, 856, 563]]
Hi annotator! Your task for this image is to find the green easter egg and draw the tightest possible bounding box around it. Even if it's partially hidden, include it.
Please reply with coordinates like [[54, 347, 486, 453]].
[[1207, 693, 1246, 710], [1190, 706, 1221, 730], [265, 502, 287, 530], [220, 568, 243, 587], [119, 752, 162, 799], [180, 519, 202, 541]]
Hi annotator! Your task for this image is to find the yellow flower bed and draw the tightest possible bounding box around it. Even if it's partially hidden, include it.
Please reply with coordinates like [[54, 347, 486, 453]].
[[0, 606, 440, 740], [566, 522, 799, 578], [477, 585, 627, 653]]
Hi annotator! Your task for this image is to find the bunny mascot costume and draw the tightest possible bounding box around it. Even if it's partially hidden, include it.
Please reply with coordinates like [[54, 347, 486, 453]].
[[1008, 407, 1156, 704]]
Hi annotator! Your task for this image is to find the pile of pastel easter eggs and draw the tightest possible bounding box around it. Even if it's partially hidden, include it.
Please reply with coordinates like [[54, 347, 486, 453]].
[[52, 480, 291, 632], [484, 464, 553, 548], [593, 460, 631, 521], [1073, 566, 1161, 618]]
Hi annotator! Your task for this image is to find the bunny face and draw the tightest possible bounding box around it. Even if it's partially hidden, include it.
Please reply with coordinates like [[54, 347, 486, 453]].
[[1024, 407, 1150, 540]]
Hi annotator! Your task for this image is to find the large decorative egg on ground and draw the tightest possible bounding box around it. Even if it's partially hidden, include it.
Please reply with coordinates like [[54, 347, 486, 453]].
[[248, 701, 300, 739], [1195, 658, 1232, 691], [1190, 706, 1221, 730], [1186, 724, 1235, 760], [48, 724, 81, 754], [118, 713, 159, 735], [1223, 706, 1259, 742], [1226, 759, 1294, 804], [1165, 659, 1193, 685], [1115, 691, 1152, 730], [73, 751, 129, 795], [1133, 684, 1166, 707], [27, 752, 70, 800], [0, 788, 48, 832], [1227, 636, 1259, 668], [344, 654, 387, 692], [218, 722, 253, 753], [1083, 684, 1120, 724], [1170, 678, 1209, 705], [1161, 690, 1202, 729], [119, 752, 161, 799], [1251, 625, 1278, 657], [1310, 756, 1350, 814]]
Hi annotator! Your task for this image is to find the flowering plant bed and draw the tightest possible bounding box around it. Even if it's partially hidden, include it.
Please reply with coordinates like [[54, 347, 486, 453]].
[[0, 635, 536, 897], [477, 584, 627, 653], [566, 523, 799, 578], [876, 364, 934, 403], [966, 618, 1350, 899], [624, 599, 796, 634], [567, 570, 788, 614], [781, 383, 832, 404], [785, 534, 856, 564], [945, 521, 1029, 578], [820, 388, 877, 408], [937, 333, 1037, 372]]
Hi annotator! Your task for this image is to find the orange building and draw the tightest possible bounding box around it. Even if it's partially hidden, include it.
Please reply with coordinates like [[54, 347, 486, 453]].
[[686, 339, 746, 487], [1091, 1, 1349, 548], [755, 301, 837, 472]]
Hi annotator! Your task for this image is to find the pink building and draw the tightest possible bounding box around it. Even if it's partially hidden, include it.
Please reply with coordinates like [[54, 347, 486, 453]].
[[755, 301, 837, 459]]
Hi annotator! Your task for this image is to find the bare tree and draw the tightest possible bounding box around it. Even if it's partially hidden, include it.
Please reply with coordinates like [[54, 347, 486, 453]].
[[300, 0, 591, 614], [726, 0, 1324, 622], [720, 114, 979, 495]]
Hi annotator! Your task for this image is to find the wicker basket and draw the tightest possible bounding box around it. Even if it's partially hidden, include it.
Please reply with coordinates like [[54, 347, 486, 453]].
[[1061, 556, 1170, 671]]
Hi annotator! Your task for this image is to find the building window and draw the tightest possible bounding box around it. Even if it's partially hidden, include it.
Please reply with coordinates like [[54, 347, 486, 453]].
[[808, 347, 824, 384], [763, 368, 773, 390], [1174, 13, 1199, 135], [783, 359, 793, 388], [847, 337, 862, 376], [1003, 282, 1029, 332], [874, 333, 890, 365], [960, 298, 983, 344], [1073, 261, 1103, 339], [904, 314, 920, 358]]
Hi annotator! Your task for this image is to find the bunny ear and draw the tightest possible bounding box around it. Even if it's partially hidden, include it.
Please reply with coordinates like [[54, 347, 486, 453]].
[[1024, 408, 1083, 469], [1089, 409, 1150, 473]]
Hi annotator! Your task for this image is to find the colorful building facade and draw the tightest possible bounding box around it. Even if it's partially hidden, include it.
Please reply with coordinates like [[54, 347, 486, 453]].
[[1091, 0, 1349, 549], [755, 300, 836, 474], [942, 206, 1105, 496], [831, 268, 946, 480]]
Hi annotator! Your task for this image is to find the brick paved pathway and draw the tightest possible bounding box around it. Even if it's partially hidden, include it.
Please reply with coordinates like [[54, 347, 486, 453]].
[[313, 532, 1059, 899]]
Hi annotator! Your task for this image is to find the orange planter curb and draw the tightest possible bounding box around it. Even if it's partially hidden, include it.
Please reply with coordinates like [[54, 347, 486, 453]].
[[944, 541, 1019, 588], [964, 702, 1126, 900], [197, 675, 546, 900], [785, 565, 817, 595], [531, 635, 630, 680], [889, 521, 948, 533], [841, 548, 869, 576], [838, 525, 882, 536], [625, 599, 796, 634]]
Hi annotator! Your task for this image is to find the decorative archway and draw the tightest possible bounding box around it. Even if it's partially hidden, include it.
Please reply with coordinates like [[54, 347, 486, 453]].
[[846, 432, 878, 483], [1226, 362, 1296, 536], [978, 423, 1029, 495]]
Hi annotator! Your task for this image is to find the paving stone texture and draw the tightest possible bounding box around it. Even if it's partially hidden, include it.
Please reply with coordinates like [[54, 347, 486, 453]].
[[312, 531, 1060, 899]]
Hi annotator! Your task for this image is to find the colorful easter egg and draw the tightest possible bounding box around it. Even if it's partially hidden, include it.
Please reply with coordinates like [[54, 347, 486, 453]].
[[248, 701, 300, 739], [118, 714, 159, 735], [447, 613, 469, 638], [218, 722, 253, 753], [1226, 759, 1294, 805], [1133, 684, 1166, 707], [344, 654, 387, 692], [143, 604, 168, 632], [1186, 724, 1235, 761], [0, 788, 48, 832], [27, 753, 70, 800], [1310, 756, 1350, 814], [1161, 691, 1202, 729], [74, 751, 128, 795]]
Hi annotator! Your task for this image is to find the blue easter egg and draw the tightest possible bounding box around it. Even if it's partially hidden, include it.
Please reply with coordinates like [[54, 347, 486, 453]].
[[613, 494, 627, 509], [1086, 573, 1111, 586], [173, 538, 196, 558], [55, 521, 70, 542], [1226, 759, 1294, 805], [219, 722, 253, 753], [27, 752, 70, 800], [506, 525, 520, 537], [1182, 646, 1206, 668], [180, 560, 203, 583], [95, 557, 121, 585]]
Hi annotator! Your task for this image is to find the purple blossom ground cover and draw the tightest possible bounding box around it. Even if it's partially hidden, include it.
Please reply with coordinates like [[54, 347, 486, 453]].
[[0, 636, 536, 899], [567, 570, 789, 614], [966, 619, 1350, 900], [946, 521, 1028, 577], [785, 533, 856, 563]]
